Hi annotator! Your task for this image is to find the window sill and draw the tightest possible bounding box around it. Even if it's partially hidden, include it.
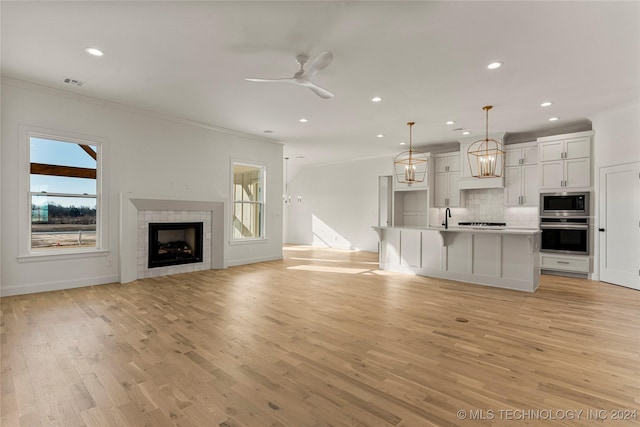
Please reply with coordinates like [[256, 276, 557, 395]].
[[229, 238, 269, 246], [18, 249, 110, 263]]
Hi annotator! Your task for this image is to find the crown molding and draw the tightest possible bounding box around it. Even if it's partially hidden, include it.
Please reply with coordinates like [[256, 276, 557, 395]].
[[1, 76, 285, 146]]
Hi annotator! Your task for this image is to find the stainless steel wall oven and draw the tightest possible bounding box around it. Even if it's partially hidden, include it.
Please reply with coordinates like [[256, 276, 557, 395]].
[[540, 192, 590, 255]]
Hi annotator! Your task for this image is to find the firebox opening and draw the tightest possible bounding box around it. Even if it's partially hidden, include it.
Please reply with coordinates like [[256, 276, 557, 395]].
[[148, 222, 203, 268]]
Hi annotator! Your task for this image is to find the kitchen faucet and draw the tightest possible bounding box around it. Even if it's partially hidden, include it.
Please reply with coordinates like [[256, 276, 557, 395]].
[[444, 207, 452, 229]]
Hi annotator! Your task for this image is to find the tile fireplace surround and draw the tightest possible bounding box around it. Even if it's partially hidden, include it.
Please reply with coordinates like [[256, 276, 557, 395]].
[[138, 210, 210, 278], [120, 195, 225, 283]]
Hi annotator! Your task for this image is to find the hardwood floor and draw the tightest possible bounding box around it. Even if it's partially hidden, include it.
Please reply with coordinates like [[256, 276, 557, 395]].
[[1, 245, 639, 426]]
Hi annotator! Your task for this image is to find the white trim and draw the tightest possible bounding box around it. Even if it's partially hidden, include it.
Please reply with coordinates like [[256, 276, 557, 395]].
[[230, 159, 267, 242], [18, 249, 110, 263], [229, 237, 270, 246], [0, 274, 118, 297], [120, 194, 226, 283], [536, 130, 594, 142], [226, 254, 282, 267], [588, 98, 640, 121], [18, 124, 109, 257], [3, 77, 284, 146]]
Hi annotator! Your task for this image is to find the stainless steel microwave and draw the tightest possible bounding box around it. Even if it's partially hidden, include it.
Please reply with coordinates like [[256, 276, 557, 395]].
[[540, 192, 589, 217]]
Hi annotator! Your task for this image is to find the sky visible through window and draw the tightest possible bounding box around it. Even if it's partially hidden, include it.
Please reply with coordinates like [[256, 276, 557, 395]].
[[30, 137, 97, 208]]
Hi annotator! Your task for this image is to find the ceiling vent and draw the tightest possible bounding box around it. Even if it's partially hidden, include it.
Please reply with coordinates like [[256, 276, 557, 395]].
[[63, 77, 85, 87]]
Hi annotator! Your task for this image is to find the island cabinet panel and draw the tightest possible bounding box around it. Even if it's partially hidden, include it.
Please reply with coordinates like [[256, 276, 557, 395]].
[[421, 230, 443, 270], [472, 234, 500, 277], [400, 230, 421, 268], [373, 226, 541, 292], [446, 232, 472, 274], [379, 228, 401, 266], [502, 234, 537, 281]]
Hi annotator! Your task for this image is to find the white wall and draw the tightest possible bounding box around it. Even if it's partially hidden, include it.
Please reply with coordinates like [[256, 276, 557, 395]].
[[1, 78, 283, 296], [285, 156, 393, 252], [590, 99, 640, 280]]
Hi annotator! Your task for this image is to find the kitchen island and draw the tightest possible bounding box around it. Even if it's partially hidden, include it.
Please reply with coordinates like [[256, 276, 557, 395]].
[[373, 226, 541, 292]]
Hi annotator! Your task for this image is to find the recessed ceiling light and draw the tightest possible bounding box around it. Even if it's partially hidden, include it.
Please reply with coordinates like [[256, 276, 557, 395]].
[[462, 131, 471, 135], [299, 118, 308, 123], [377, 134, 384, 138], [371, 96, 382, 102], [400, 142, 407, 145], [446, 120, 455, 125], [85, 47, 104, 57], [541, 101, 554, 107], [549, 117, 559, 121], [487, 61, 503, 69]]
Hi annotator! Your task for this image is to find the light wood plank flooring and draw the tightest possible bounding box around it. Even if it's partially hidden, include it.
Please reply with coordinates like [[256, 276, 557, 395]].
[[1, 246, 639, 426]]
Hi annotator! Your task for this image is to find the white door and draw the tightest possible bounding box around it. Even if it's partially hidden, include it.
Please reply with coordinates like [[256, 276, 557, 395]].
[[599, 162, 640, 290]]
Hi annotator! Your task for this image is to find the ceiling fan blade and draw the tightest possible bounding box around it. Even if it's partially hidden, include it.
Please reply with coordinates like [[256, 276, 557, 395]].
[[304, 51, 334, 77], [306, 83, 335, 99], [244, 77, 296, 83]]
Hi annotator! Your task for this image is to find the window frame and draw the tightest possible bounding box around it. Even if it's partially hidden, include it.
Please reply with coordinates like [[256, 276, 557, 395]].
[[230, 160, 267, 244], [18, 125, 109, 260]]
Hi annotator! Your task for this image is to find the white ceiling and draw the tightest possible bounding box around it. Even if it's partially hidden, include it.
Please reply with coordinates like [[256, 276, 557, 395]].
[[2, 1, 639, 170]]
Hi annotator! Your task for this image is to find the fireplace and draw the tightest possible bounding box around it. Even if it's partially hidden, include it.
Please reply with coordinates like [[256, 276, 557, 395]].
[[148, 222, 203, 268]]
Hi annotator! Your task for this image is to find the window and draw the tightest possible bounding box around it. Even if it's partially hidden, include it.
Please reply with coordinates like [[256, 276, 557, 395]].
[[29, 135, 100, 252], [231, 162, 265, 240]]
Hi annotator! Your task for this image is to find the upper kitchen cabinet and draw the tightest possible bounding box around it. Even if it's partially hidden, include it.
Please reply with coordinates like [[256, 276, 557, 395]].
[[458, 132, 506, 189], [505, 143, 538, 166], [538, 131, 593, 191], [504, 142, 538, 206], [433, 152, 462, 207]]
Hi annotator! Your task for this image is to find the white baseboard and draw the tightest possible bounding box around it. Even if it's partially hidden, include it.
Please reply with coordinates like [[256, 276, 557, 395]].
[[0, 274, 119, 297], [226, 254, 283, 267]]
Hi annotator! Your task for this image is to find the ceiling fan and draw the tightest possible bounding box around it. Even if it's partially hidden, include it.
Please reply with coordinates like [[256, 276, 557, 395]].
[[245, 51, 335, 99]]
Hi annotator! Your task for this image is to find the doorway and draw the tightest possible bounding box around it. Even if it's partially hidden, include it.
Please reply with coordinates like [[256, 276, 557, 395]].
[[599, 162, 640, 290]]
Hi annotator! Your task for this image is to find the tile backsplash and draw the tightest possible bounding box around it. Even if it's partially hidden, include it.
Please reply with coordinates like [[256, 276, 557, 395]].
[[430, 188, 539, 228]]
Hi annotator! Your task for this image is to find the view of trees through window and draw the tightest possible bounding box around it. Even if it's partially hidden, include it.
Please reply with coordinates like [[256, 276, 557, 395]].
[[30, 136, 98, 250]]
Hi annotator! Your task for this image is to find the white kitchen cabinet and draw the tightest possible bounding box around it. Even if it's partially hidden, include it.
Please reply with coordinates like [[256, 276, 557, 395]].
[[433, 152, 461, 207], [540, 253, 590, 274], [505, 164, 538, 206], [539, 137, 590, 162], [539, 157, 591, 190], [538, 131, 593, 190], [372, 226, 541, 292], [434, 153, 460, 173], [506, 143, 538, 166], [504, 142, 539, 206]]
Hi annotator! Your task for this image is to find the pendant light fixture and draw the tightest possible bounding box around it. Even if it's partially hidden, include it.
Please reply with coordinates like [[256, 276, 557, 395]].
[[394, 122, 428, 185], [467, 106, 505, 178]]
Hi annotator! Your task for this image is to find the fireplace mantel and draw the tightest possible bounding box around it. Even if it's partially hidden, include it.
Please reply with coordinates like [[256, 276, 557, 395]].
[[119, 194, 225, 283]]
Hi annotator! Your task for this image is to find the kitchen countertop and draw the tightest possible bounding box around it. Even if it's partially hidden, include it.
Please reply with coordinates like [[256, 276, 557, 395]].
[[373, 225, 541, 235]]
